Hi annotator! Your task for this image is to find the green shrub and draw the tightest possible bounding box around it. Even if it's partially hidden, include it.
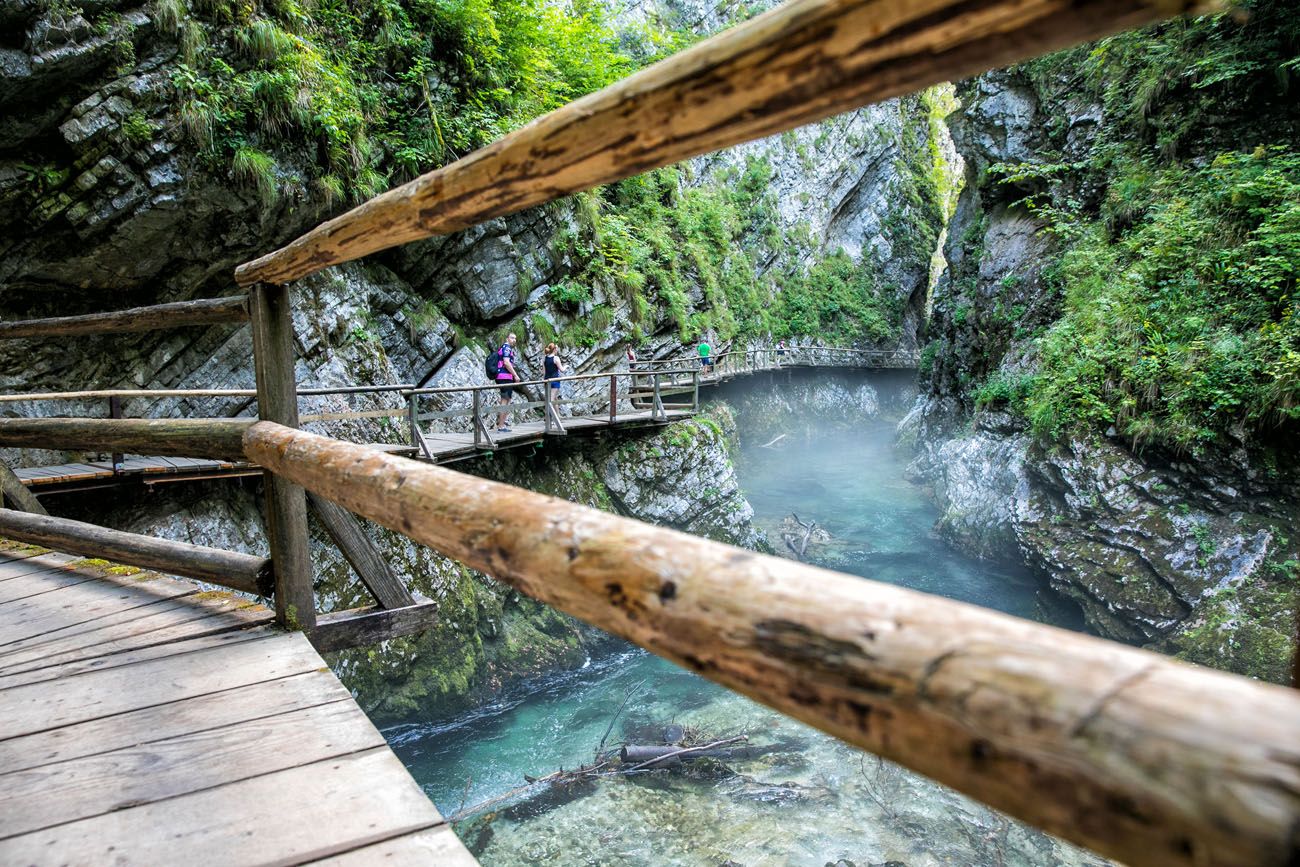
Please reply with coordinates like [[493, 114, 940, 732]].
[[1020, 146, 1300, 449], [149, 0, 185, 35], [973, 370, 1037, 412], [122, 112, 153, 144], [236, 19, 293, 64], [547, 281, 591, 308]]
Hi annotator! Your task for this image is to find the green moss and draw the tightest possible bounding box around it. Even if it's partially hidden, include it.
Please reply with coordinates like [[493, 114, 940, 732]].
[[1159, 577, 1296, 684], [122, 111, 153, 144]]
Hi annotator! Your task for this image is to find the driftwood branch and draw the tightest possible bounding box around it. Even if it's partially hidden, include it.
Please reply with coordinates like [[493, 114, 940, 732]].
[[595, 678, 646, 763], [782, 514, 816, 561], [620, 735, 750, 770]]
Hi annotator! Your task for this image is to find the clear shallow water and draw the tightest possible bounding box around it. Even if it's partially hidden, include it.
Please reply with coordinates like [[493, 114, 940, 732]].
[[386, 374, 1102, 866]]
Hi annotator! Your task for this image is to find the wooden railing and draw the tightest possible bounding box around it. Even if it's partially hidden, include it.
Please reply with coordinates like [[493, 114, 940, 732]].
[[3, 1, 1297, 865]]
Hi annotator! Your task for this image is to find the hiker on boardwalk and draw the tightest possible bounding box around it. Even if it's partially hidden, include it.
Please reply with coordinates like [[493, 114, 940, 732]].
[[698, 339, 712, 375], [543, 342, 566, 413], [495, 332, 519, 432]]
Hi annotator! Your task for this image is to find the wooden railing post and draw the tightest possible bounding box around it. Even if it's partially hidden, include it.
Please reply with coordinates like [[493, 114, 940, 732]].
[[609, 375, 617, 423], [0, 462, 47, 515], [108, 395, 124, 474], [406, 391, 419, 450], [692, 370, 700, 411], [472, 389, 483, 448], [249, 283, 314, 631]]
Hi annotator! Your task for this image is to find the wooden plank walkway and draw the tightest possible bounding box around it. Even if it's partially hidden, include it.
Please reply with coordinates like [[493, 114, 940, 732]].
[[13, 457, 255, 490], [0, 547, 478, 866], [420, 408, 693, 462]]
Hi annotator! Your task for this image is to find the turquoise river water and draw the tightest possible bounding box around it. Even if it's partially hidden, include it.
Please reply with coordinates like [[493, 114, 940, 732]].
[[386, 372, 1105, 867]]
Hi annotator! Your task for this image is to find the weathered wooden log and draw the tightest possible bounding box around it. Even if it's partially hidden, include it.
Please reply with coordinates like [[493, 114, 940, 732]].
[[249, 284, 314, 630], [307, 492, 416, 610], [243, 421, 1300, 867], [0, 463, 47, 515], [619, 744, 738, 765], [0, 418, 253, 461], [306, 601, 440, 654], [0, 296, 248, 339], [0, 510, 272, 596], [235, 0, 1208, 287]]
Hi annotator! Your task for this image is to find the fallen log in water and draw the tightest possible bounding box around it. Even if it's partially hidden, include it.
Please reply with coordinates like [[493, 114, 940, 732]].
[[619, 736, 750, 770], [619, 745, 729, 766]]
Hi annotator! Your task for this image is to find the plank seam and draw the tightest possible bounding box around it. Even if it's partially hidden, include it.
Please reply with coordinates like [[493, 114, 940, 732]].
[[0, 649, 324, 741], [0, 625, 273, 691], [0, 609, 275, 678], [296, 820, 454, 865], [0, 589, 203, 650], [0, 746, 431, 857], [0, 681, 352, 776], [0, 698, 361, 838], [0, 575, 105, 607], [0, 624, 283, 692]]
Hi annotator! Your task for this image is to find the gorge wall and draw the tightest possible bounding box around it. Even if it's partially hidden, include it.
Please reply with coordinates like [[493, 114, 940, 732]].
[[904, 0, 1299, 682], [0, 0, 943, 720]]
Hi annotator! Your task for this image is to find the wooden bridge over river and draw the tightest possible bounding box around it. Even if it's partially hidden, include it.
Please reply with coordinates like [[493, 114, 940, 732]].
[[1, 0, 1297, 865]]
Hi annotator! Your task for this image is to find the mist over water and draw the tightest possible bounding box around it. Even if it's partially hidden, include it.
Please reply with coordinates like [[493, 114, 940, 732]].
[[387, 371, 1104, 866], [734, 370, 1054, 622]]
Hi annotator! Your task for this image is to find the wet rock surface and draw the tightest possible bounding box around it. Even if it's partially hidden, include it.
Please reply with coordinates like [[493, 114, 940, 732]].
[[905, 67, 1298, 680]]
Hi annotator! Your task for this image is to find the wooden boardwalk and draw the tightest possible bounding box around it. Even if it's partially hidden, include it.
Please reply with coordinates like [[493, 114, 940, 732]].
[[14, 409, 694, 492], [0, 546, 478, 865], [416, 408, 694, 462], [14, 456, 257, 492]]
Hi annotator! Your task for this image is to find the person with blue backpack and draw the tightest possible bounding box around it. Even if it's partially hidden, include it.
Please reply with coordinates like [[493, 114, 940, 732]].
[[487, 332, 519, 432]]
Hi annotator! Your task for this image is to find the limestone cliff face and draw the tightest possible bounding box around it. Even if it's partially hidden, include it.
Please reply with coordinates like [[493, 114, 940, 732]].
[[904, 54, 1298, 682]]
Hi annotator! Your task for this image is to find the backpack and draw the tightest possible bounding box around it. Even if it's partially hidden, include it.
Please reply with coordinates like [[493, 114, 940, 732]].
[[485, 346, 501, 380]]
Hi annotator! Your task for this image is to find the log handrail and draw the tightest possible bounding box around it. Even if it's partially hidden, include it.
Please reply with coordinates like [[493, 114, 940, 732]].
[[0, 296, 248, 339], [241, 420, 1300, 867], [233, 0, 1210, 287], [0, 509, 273, 596], [0, 418, 253, 461]]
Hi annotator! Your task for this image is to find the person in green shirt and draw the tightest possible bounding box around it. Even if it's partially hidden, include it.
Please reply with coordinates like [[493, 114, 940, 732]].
[[697, 340, 712, 375]]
